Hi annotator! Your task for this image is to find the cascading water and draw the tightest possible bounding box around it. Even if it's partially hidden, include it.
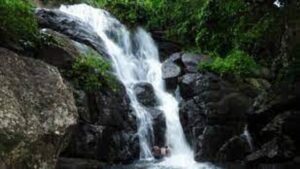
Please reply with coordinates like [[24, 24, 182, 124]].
[[59, 4, 217, 169]]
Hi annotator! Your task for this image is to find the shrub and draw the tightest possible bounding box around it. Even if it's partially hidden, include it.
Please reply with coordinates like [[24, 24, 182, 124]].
[[199, 50, 260, 77], [71, 52, 117, 91], [0, 0, 38, 46]]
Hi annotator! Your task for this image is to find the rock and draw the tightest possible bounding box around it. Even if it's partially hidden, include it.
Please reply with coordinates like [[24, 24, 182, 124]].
[[178, 72, 251, 162], [245, 78, 271, 91], [62, 82, 139, 163], [261, 111, 299, 141], [161, 53, 183, 90], [246, 136, 295, 163], [179, 73, 202, 99], [196, 125, 243, 161], [216, 136, 251, 162], [179, 73, 222, 100], [179, 99, 205, 146], [36, 8, 109, 58], [133, 83, 157, 107], [161, 61, 181, 79], [37, 29, 80, 70], [166, 52, 183, 64], [0, 47, 77, 169], [56, 158, 105, 169], [162, 61, 181, 90], [181, 53, 202, 73], [145, 108, 166, 147]]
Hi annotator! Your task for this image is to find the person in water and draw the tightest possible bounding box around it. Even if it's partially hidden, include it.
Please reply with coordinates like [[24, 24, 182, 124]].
[[152, 146, 170, 159]]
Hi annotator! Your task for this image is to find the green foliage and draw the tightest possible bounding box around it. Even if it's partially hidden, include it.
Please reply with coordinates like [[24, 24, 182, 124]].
[[73, 0, 282, 77], [84, 0, 281, 59], [71, 52, 117, 91], [0, 0, 38, 46], [199, 50, 260, 77]]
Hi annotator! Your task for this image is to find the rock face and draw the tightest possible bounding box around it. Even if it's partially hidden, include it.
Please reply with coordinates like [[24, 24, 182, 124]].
[[61, 82, 140, 164], [162, 52, 252, 162], [165, 51, 300, 165], [179, 73, 251, 162], [0, 48, 77, 169], [36, 8, 109, 58], [247, 96, 300, 164], [145, 108, 166, 147]]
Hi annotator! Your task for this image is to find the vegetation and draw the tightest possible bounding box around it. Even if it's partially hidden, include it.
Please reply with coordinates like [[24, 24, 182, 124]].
[[0, 0, 38, 47], [66, 0, 285, 77], [71, 52, 117, 91], [0, 0, 296, 79], [199, 50, 260, 77]]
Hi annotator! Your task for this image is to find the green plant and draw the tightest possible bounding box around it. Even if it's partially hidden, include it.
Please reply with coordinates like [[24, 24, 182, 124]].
[[0, 0, 38, 45], [199, 50, 260, 77], [71, 52, 117, 91]]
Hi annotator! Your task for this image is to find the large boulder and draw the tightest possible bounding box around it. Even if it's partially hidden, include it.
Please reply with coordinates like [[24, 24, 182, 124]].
[[216, 136, 252, 162], [133, 82, 158, 107], [61, 81, 139, 164], [0, 48, 77, 169], [36, 8, 109, 58], [162, 53, 182, 90], [161, 52, 210, 90], [37, 29, 80, 70], [181, 53, 202, 73], [179, 72, 251, 162], [145, 108, 166, 147]]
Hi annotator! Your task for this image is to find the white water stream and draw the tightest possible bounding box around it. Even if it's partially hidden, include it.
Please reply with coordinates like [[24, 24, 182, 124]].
[[59, 4, 216, 169]]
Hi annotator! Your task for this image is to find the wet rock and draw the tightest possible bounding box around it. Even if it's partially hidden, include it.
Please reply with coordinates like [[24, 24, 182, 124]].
[[133, 82, 157, 107], [36, 8, 109, 58], [62, 82, 139, 163], [162, 62, 181, 81], [145, 108, 166, 147], [0, 48, 77, 169], [179, 72, 251, 162], [162, 58, 182, 90], [179, 99, 205, 146]]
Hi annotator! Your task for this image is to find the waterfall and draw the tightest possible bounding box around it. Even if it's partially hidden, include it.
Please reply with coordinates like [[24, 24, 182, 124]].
[[59, 4, 216, 169]]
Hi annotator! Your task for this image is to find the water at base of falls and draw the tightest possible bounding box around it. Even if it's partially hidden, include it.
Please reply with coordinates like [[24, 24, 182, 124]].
[[59, 4, 218, 169]]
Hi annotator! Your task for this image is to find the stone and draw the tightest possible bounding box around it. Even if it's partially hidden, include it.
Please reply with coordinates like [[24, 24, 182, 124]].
[[145, 108, 166, 147], [162, 59, 181, 90], [37, 29, 80, 70], [133, 82, 157, 107], [179, 73, 202, 99], [246, 136, 295, 163], [56, 158, 105, 169], [216, 136, 251, 162], [36, 8, 109, 58], [0, 47, 77, 169], [181, 53, 202, 73], [162, 61, 181, 80], [62, 82, 139, 163], [160, 52, 183, 91], [178, 72, 251, 162]]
